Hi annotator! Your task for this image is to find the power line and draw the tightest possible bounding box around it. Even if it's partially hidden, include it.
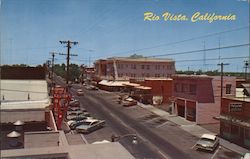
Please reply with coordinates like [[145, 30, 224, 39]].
[[147, 43, 249, 58], [176, 56, 248, 63], [59, 40, 78, 86], [96, 24, 249, 58]]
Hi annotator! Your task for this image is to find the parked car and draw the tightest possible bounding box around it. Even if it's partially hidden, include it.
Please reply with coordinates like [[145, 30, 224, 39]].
[[67, 117, 95, 130], [68, 107, 87, 112], [67, 110, 91, 120], [77, 89, 84, 96], [122, 98, 137, 107], [195, 134, 219, 152], [86, 85, 98, 90], [241, 153, 250, 159], [67, 110, 83, 116], [69, 99, 80, 107], [75, 119, 105, 134], [67, 114, 91, 120]]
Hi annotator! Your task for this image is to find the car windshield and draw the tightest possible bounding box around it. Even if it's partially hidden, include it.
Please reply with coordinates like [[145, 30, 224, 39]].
[[201, 137, 215, 142]]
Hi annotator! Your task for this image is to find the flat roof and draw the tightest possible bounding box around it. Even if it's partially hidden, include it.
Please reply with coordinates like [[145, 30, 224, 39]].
[[98, 57, 174, 62], [123, 83, 141, 87], [0, 80, 50, 110], [1, 142, 135, 159], [99, 80, 130, 87], [135, 86, 152, 90]]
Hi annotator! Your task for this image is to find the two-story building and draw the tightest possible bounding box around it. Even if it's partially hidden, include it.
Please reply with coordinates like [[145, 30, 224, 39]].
[[171, 75, 236, 124], [94, 57, 175, 81], [219, 83, 250, 149]]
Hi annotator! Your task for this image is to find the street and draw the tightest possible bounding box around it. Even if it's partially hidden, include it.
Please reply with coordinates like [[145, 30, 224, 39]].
[[55, 76, 242, 159]]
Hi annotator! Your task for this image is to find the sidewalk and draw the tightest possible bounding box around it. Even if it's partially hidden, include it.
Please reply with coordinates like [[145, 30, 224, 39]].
[[138, 103, 249, 155]]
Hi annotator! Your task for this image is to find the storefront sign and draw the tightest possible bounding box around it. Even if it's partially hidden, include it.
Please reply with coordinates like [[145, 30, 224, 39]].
[[229, 103, 242, 112]]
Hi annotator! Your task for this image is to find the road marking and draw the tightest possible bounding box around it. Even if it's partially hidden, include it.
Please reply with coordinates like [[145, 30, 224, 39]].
[[155, 121, 169, 128], [210, 146, 220, 159], [158, 150, 170, 159], [191, 144, 196, 149]]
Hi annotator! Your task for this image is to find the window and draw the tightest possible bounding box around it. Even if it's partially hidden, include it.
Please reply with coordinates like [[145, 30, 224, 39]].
[[226, 84, 232, 94], [131, 64, 136, 69], [141, 65, 145, 69], [182, 84, 189, 92], [190, 84, 197, 95], [146, 65, 150, 70], [174, 83, 181, 92], [155, 74, 160, 77], [155, 65, 160, 70], [146, 73, 150, 77]]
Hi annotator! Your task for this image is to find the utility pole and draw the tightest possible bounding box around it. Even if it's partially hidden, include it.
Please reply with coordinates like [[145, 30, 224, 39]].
[[244, 60, 249, 80], [50, 52, 61, 85], [217, 63, 229, 99], [59, 40, 78, 86]]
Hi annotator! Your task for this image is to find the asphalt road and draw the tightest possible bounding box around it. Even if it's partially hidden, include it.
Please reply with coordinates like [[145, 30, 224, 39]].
[[70, 84, 204, 159], [54, 76, 242, 159]]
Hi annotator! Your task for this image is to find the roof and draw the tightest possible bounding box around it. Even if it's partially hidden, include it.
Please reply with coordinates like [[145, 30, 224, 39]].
[[145, 78, 173, 81], [172, 74, 212, 79], [201, 134, 217, 140], [135, 86, 152, 90], [0, 79, 50, 110], [99, 57, 174, 63], [123, 83, 141, 87], [1, 142, 135, 159], [98, 80, 129, 87]]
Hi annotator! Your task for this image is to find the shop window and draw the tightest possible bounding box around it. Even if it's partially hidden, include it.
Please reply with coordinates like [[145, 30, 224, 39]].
[[244, 128, 250, 147], [226, 84, 232, 94]]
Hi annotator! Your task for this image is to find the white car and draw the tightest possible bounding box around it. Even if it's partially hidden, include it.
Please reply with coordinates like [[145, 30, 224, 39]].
[[195, 134, 219, 152], [75, 119, 105, 134], [77, 89, 84, 96], [242, 153, 250, 159]]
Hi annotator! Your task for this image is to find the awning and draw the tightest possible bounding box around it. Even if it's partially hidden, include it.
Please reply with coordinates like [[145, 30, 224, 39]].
[[135, 86, 152, 90], [123, 83, 140, 87], [215, 115, 250, 127], [98, 80, 129, 87]]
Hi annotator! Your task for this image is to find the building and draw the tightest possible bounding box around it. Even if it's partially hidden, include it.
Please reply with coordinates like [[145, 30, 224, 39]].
[[94, 57, 175, 81], [130, 78, 173, 104], [171, 75, 236, 124], [0, 66, 135, 159], [219, 83, 250, 149]]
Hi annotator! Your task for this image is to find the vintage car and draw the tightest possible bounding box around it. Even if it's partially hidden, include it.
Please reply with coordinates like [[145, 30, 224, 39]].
[[69, 99, 80, 107], [77, 89, 84, 96], [67, 114, 90, 120], [75, 119, 105, 134], [241, 153, 250, 159], [195, 134, 219, 152], [86, 85, 98, 90], [122, 98, 137, 107]]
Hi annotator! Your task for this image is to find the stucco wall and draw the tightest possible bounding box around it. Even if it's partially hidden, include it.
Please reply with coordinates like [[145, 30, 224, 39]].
[[1, 110, 45, 123]]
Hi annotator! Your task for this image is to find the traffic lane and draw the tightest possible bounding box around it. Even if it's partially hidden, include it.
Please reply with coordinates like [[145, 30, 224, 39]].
[[84, 90, 194, 159], [101, 91, 241, 159], [73, 89, 165, 159], [90, 91, 237, 159], [213, 146, 242, 159]]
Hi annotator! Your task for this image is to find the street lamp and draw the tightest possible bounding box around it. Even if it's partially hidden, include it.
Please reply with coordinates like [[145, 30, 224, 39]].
[[111, 134, 138, 145]]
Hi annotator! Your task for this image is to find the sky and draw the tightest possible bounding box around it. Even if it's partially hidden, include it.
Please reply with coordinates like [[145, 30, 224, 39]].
[[0, 0, 249, 72]]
